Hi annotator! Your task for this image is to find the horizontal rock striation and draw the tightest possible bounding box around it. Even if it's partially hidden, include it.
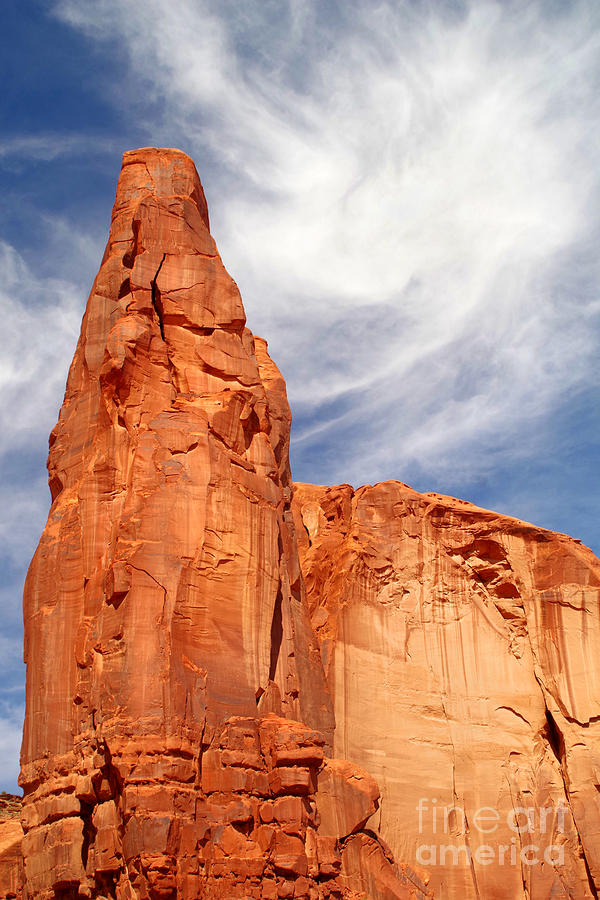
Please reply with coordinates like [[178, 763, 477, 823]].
[[293, 481, 600, 899]]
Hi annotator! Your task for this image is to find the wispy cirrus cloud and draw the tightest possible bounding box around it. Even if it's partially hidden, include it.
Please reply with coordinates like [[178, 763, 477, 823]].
[[0, 238, 83, 579], [0, 241, 81, 453], [0, 133, 118, 162], [52, 0, 600, 491], [0, 703, 23, 787]]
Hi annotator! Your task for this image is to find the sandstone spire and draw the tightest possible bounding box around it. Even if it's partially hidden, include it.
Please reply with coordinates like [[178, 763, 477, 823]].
[[19, 149, 426, 899]]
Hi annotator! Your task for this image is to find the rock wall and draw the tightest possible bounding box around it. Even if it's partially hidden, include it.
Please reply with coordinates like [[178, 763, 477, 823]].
[[293, 481, 600, 899], [19, 149, 427, 900]]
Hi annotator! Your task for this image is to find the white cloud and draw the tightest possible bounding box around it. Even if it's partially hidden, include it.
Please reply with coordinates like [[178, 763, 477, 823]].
[[0, 701, 24, 791], [50, 0, 600, 490], [0, 241, 81, 450], [0, 241, 82, 566], [0, 478, 51, 570], [0, 133, 118, 162]]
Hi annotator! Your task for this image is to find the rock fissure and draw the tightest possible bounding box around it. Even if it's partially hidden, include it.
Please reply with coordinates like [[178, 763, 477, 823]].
[[150, 253, 166, 340], [126, 563, 167, 602], [268, 587, 284, 684], [538, 690, 599, 900]]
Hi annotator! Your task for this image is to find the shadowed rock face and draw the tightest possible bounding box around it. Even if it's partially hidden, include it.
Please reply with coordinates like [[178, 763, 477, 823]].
[[19, 149, 429, 900], [293, 482, 600, 899]]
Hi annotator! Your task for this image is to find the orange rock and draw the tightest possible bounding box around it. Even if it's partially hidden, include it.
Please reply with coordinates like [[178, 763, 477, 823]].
[[316, 759, 379, 840], [17, 149, 416, 900], [271, 831, 308, 876], [315, 834, 342, 877], [342, 833, 434, 900], [293, 480, 600, 899], [0, 818, 23, 900]]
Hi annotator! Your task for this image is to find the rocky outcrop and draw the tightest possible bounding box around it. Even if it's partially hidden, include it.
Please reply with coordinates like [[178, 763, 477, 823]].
[[19, 149, 427, 899], [0, 796, 23, 900], [293, 481, 600, 899]]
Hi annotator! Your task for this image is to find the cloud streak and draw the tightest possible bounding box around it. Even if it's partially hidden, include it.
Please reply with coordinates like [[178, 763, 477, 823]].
[[0, 238, 83, 580], [0, 241, 81, 456], [0, 700, 24, 789], [0, 133, 118, 162]]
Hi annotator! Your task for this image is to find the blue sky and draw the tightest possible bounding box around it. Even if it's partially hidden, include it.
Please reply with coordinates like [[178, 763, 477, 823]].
[[1, 0, 599, 790]]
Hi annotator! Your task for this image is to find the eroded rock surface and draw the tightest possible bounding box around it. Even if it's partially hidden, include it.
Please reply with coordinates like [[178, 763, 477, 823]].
[[293, 481, 600, 899], [0, 795, 23, 900], [19, 149, 426, 900]]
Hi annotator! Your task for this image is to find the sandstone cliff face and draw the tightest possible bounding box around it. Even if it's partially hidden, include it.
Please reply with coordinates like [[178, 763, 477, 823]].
[[19, 149, 427, 900], [293, 481, 600, 900]]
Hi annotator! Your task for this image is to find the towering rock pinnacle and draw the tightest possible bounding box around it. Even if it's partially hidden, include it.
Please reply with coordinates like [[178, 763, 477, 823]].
[[23, 147, 332, 754], [19, 149, 427, 899]]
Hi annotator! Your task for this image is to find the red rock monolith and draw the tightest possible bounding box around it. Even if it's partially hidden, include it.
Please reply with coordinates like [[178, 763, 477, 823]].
[[19, 149, 426, 900]]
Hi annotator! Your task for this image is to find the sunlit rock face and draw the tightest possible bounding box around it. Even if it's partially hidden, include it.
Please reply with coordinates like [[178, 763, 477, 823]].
[[293, 481, 600, 899], [18, 149, 428, 900], [16, 146, 600, 900]]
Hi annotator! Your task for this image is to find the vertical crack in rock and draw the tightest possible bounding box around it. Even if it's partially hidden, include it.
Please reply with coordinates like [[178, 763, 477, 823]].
[[518, 602, 600, 900], [504, 772, 529, 899], [122, 217, 140, 269], [540, 697, 599, 900], [544, 708, 564, 763], [151, 252, 166, 340], [464, 811, 482, 900], [584, 855, 600, 900], [269, 586, 284, 682], [79, 798, 96, 871], [443, 694, 482, 900]]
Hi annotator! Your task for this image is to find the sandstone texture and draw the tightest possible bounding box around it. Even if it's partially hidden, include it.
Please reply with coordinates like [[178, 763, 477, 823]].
[[293, 481, 600, 899], [0, 796, 23, 900], [18, 149, 428, 900]]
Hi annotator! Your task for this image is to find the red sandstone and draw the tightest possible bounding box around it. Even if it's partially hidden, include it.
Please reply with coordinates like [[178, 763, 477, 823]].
[[17, 149, 429, 900]]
